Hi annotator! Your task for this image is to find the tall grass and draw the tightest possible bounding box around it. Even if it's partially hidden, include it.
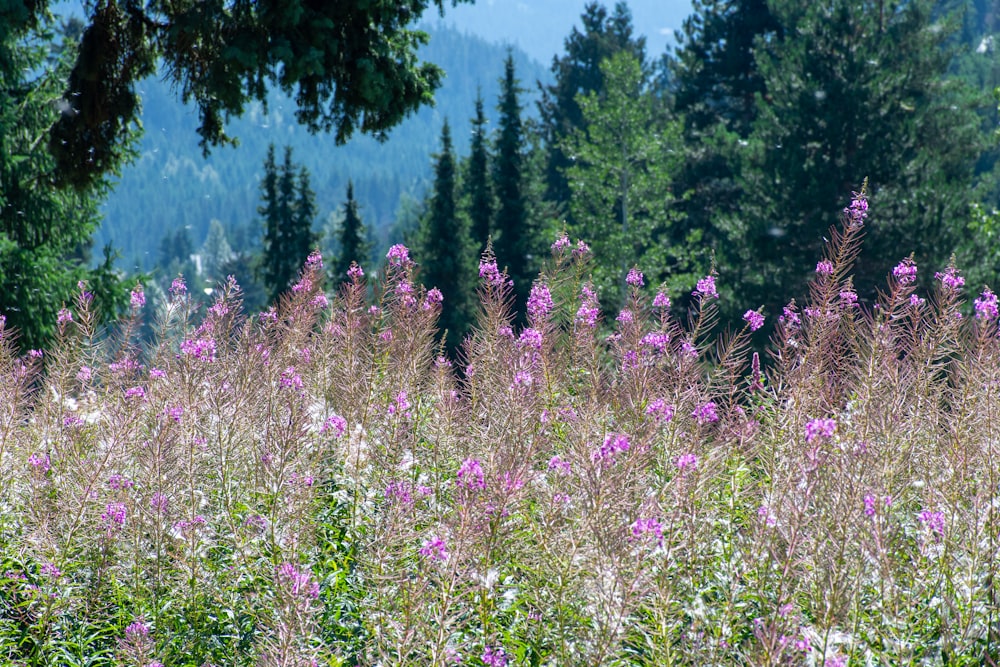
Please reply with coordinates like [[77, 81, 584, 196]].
[[2, 192, 1000, 666]]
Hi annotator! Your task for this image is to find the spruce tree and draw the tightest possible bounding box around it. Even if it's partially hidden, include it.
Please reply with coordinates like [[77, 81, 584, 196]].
[[493, 53, 532, 312], [418, 120, 475, 352], [538, 2, 647, 210], [333, 181, 370, 280], [465, 92, 493, 253], [260, 145, 317, 303], [741, 0, 986, 317]]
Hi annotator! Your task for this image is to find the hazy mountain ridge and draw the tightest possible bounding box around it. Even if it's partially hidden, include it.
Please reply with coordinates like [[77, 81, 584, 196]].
[[95, 23, 551, 271]]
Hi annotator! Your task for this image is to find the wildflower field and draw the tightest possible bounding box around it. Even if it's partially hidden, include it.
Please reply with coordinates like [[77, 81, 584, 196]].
[[4, 194, 1000, 666]]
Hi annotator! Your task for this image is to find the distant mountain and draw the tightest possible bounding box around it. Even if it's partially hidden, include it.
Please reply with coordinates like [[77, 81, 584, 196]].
[[423, 0, 694, 65], [93, 25, 550, 271]]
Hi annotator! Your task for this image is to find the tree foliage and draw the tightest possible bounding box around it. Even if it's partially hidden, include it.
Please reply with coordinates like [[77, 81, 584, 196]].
[[538, 1, 647, 209], [0, 15, 126, 350], [417, 121, 476, 352], [464, 92, 494, 254], [332, 181, 371, 282], [492, 53, 533, 312], [260, 145, 317, 303], [20, 0, 473, 190]]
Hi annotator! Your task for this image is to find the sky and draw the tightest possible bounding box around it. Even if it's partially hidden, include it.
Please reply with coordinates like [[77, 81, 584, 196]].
[[422, 0, 695, 65]]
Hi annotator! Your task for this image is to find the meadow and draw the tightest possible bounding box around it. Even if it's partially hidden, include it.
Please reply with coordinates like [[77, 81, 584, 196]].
[[3, 192, 1000, 666]]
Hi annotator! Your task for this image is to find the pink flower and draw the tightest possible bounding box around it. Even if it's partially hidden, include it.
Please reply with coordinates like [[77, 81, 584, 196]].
[[551, 233, 571, 251], [695, 275, 718, 299], [347, 263, 364, 280], [652, 291, 671, 309], [893, 259, 917, 284], [815, 260, 834, 276], [130, 285, 145, 310], [386, 244, 411, 266], [804, 417, 836, 443], [626, 268, 644, 287], [935, 266, 965, 291], [692, 401, 719, 424], [974, 288, 998, 320], [743, 309, 764, 331], [420, 535, 449, 562]]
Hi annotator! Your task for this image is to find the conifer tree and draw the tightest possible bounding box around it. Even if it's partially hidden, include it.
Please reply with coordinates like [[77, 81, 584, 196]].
[[538, 2, 647, 210], [418, 121, 476, 352], [333, 181, 370, 280], [465, 92, 493, 253], [493, 53, 532, 312], [260, 145, 317, 303]]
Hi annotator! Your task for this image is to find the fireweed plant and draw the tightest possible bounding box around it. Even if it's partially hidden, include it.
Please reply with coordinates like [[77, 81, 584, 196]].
[[3, 191, 1000, 666]]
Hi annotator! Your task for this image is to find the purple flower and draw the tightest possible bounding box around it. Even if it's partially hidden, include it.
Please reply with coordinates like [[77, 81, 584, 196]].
[[640, 331, 670, 353], [815, 260, 834, 276], [574, 240, 590, 257], [170, 277, 187, 295], [631, 517, 664, 543], [479, 258, 504, 286], [311, 293, 329, 309], [124, 386, 146, 401], [575, 285, 600, 328], [28, 453, 50, 473], [306, 250, 323, 269], [692, 401, 719, 425], [279, 367, 303, 391], [592, 433, 630, 465], [935, 267, 965, 291], [420, 535, 449, 562], [626, 268, 644, 287], [681, 341, 698, 358], [910, 294, 925, 307], [527, 283, 554, 322], [386, 244, 411, 267], [150, 493, 169, 513], [41, 562, 61, 579], [180, 337, 217, 363], [425, 288, 444, 307], [863, 494, 876, 517], [275, 562, 320, 599], [551, 233, 571, 251], [804, 417, 836, 443], [780, 304, 801, 328], [548, 456, 571, 475], [839, 290, 858, 306], [457, 458, 486, 490], [652, 291, 671, 309], [844, 193, 868, 226], [616, 309, 634, 324], [321, 414, 347, 438], [975, 288, 998, 320], [347, 263, 364, 280], [743, 309, 764, 331], [695, 275, 718, 299], [108, 474, 134, 490], [675, 453, 698, 472], [482, 645, 508, 667], [77, 366, 92, 382], [124, 620, 149, 643], [102, 502, 127, 529], [893, 259, 917, 285], [646, 398, 674, 423], [130, 285, 146, 310], [28, 349, 43, 359], [57, 308, 73, 326], [918, 509, 946, 537], [518, 327, 543, 350]]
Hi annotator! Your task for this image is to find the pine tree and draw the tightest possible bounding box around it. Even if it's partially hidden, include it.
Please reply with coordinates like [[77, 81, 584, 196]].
[[332, 181, 371, 280], [741, 0, 986, 316], [493, 52, 532, 312], [418, 120, 476, 352], [538, 2, 647, 210], [260, 145, 317, 303], [465, 92, 493, 253]]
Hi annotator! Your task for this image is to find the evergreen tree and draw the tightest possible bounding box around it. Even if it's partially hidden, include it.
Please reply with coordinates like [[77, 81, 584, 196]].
[[493, 52, 532, 312], [0, 17, 127, 349], [417, 121, 476, 352], [538, 2, 647, 210], [740, 0, 987, 317], [260, 145, 317, 303], [465, 92, 494, 253], [565, 51, 693, 306], [332, 181, 371, 280]]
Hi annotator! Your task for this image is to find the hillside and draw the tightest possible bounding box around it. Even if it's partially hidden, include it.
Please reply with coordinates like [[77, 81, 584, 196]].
[[95, 24, 550, 271]]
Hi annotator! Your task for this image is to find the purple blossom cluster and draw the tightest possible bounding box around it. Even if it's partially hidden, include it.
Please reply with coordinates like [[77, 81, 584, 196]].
[[592, 433, 630, 465], [275, 562, 320, 599], [692, 401, 719, 425], [419, 535, 449, 562], [893, 259, 917, 284], [626, 267, 644, 287], [804, 417, 836, 443], [527, 283, 554, 322], [743, 309, 764, 331], [456, 458, 486, 490], [935, 266, 965, 291], [694, 275, 718, 299], [974, 288, 998, 320]]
